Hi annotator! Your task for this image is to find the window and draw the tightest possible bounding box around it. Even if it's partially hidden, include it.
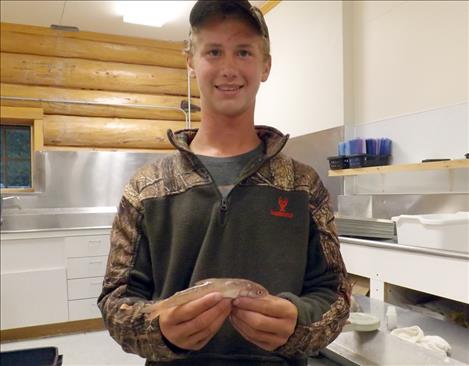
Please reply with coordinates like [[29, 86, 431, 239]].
[[0, 106, 43, 193], [0, 125, 32, 188]]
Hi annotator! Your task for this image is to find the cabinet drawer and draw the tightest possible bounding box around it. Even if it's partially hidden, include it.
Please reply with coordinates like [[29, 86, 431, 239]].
[[68, 277, 104, 300], [67, 256, 107, 279], [68, 298, 101, 321], [65, 235, 110, 258]]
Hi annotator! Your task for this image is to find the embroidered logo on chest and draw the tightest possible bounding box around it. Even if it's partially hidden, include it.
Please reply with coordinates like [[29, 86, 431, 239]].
[[271, 196, 294, 219]]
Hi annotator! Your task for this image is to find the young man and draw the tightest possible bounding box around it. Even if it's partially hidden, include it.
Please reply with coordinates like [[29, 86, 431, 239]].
[[98, 1, 351, 365]]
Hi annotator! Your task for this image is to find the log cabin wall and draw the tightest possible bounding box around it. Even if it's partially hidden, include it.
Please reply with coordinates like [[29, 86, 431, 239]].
[[0, 23, 201, 151]]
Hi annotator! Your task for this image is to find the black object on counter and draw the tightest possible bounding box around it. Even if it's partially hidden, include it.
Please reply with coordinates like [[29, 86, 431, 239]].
[[0, 347, 63, 366], [421, 159, 451, 163], [465, 153, 469, 159]]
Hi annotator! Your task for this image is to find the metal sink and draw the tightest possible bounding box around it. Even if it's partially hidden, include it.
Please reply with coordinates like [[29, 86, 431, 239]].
[[1, 207, 116, 232]]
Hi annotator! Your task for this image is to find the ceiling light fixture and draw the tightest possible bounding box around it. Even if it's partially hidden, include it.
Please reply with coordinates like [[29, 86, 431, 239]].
[[114, 1, 194, 28]]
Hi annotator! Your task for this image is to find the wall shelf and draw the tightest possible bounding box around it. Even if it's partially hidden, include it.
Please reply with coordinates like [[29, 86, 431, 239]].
[[328, 159, 469, 177]]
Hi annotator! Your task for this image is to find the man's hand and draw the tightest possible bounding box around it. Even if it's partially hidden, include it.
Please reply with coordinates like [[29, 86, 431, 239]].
[[159, 292, 232, 351], [229, 295, 298, 352]]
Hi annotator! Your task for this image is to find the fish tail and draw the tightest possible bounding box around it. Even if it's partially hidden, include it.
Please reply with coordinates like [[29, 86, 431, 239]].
[[142, 300, 164, 321]]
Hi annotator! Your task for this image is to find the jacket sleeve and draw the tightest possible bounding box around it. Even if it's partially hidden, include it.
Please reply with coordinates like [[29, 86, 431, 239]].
[[275, 183, 351, 357], [97, 185, 185, 361]]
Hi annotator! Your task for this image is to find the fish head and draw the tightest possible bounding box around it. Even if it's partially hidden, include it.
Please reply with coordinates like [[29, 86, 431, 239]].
[[232, 279, 268, 298]]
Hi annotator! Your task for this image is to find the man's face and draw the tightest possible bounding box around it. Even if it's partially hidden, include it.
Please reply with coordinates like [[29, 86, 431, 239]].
[[187, 17, 271, 119]]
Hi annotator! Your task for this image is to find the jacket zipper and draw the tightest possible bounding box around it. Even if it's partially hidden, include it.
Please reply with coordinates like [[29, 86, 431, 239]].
[[220, 197, 228, 223], [190, 143, 286, 222], [218, 156, 265, 220], [192, 161, 241, 224], [191, 156, 227, 219]]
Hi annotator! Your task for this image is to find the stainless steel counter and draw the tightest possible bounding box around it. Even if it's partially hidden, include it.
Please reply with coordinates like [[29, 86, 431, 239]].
[[312, 296, 469, 365], [1, 206, 116, 232]]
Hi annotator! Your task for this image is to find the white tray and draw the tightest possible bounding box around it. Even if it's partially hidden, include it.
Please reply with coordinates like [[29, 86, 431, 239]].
[[392, 212, 469, 253]]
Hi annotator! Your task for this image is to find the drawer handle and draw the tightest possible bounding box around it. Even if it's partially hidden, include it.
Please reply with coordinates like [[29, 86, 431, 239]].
[[88, 240, 102, 244]]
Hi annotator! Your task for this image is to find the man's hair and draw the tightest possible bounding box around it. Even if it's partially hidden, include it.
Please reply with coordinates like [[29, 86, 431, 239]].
[[184, 1, 271, 61]]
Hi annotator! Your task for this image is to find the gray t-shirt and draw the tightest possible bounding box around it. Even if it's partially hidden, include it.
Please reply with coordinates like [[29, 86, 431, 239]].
[[197, 143, 263, 198]]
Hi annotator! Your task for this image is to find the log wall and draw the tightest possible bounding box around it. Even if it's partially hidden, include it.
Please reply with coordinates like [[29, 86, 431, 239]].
[[0, 23, 201, 151]]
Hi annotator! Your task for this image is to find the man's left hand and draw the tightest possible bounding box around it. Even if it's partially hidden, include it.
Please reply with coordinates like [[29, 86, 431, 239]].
[[229, 295, 298, 352]]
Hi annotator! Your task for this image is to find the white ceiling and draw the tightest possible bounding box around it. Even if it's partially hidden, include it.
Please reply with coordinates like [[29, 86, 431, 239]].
[[0, 0, 266, 42]]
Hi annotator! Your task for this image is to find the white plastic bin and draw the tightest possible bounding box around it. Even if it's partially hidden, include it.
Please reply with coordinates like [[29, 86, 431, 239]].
[[392, 212, 469, 253]]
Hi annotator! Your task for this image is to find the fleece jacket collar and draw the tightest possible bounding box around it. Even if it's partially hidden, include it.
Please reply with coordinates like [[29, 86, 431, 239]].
[[166, 125, 290, 161]]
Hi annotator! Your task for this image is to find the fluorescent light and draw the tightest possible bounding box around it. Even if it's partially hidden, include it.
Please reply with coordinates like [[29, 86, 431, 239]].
[[114, 1, 194, 28]]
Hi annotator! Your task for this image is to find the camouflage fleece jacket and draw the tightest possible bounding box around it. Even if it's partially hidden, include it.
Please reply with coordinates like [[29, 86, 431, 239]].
[[98, 126, 351, 366]]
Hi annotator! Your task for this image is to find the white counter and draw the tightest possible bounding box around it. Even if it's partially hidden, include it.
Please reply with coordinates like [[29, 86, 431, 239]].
[[340, 236, 469, 304]]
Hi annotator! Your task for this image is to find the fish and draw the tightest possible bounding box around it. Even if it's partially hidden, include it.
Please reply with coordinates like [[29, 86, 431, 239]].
[[139, 278, 268, 320]]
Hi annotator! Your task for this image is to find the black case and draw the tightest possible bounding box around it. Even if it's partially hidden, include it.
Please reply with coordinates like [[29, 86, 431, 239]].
[[0, 347, 63, 366]]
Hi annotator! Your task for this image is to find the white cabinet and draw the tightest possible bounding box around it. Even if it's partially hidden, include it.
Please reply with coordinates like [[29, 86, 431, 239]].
[[64, 234, 110, 321], [68, 277, 104, 300], [67, 256, 107, 279], [1, 268, 68, 329], [0, 228, 111, 330], [0, 236, 68, 330], [69, 298, 102, 321], [65, 235, 110, 258]]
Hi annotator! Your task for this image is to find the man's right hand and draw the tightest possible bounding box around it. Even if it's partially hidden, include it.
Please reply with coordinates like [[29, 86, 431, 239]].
[[158, 292, 232, 351]]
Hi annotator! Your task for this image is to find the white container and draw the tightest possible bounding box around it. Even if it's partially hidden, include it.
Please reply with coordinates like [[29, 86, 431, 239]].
[[392, 212, 469, 253]]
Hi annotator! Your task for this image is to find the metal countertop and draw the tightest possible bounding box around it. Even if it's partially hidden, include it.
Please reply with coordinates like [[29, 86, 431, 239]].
[[309, 296, 469, 366], [1, 208, 116, 233]]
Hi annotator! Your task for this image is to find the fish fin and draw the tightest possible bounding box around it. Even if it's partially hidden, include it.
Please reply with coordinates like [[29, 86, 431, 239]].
[[142, 301, 164, 322], [142, 300, 162, 314], [194, 278, 243, 286], [194, 279, 213, 286], [147, 309, 162, 321]]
